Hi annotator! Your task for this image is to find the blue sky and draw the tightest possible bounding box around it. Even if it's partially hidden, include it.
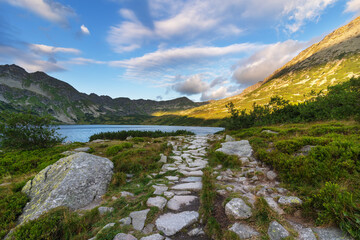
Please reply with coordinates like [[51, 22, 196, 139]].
[[0, 0, 359, 102]]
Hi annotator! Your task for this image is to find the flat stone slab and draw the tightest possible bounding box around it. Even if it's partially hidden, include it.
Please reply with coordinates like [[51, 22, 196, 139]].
[[265, 197, 285, 215], [313, 227, 353, 240], [181, 177, 202, 182], [155, 211, 199, 236], [167, 195, 198, 211], [113, 233, 137, 240], [171, 182, 202, 191], [74, 147, 91, 152], [299, 228, 317, 240], [268, 221, 289, 240], [179, 170, 203, 176], [225, 198, 252, 220], [165, 176, 179, 181], [147, 196, 167, 210], [153, 185, 168, 195], [130, 209, 150, 231], [216, 140, 253, 157], [140, 234, 164, 240], [278, 196, 303, 206], [229, 222, 259, 239]]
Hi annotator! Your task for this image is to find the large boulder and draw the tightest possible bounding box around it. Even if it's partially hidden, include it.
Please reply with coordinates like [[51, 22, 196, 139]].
[[19, 152, 113, 224], [216, 140, 253, 157]]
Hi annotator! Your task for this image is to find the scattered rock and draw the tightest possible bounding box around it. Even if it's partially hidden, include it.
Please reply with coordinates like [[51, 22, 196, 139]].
[[262, 130, 279, 134], [298, 228, 317, 240], [167, 195, 198, 211], [188, 227, 205, 236], [159, 154, 167, 163], [74, 147, 91, 152], [216, 140, 253, 157], [225, 135, 235, 141], [229, 222, 259, 239], [113, 233, 137, 240], [130, 209, 150, 231], [147, 196, 167, 210], [264, 197, 285, 215], [294, 145, 316, 157], [119, 217, 131, 226], [278, 196, 303, 206], [155, 211, 199, 236], [268, 221, 289, 240], [101, 222, 115, 230], [225, 198, 252, 220], [142, 223, 155, 234], [61, 150, 77, 156], [91, 139, 105, 143], [267, 171, 277, 181], [19, 153, 113, 224], [140, 234, 164, 240], [313, 227, 352, 240], [181, 177, 202, 182], [121, 191, 134, 197], [165, 176, 179, 181], [164, 191, 175, 198], [98, 206, 114, 215]]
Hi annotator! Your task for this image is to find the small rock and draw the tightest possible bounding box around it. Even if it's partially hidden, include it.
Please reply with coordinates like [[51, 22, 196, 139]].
[[188, 228, 205, 236], [278, 196, 303, 206], [74, 147, 91, 152], [229, 222, 259, 239], [91, 139, 105, 143], [113, 233, 137, 240], [165, 176, 179, 181], [121, 191, 134, 197], [153, 185, 168, 195], [142, 223, 155, 234], [294, 145, 315, 157], [159, 154, 167, 163], [98, 206, 114, 215], [155, 211, 199, 236], [264, 197, 285, 215], [130, 209, 150, 231], [216, 176, 223, 181], [112, 196, 118, 201], [242, 192, 256, 207], [173, 190, 192, 195], [313, 227, 352, 240], [167, 195, 198, 211], [101, 222, 115, 231], [147, 196, 167, 210], [298, 228, 317, 240], [181, 177, 202, 182], [225, 135, 235, 141], [268, 221, 289, 240], [225, 198, 252, 220], [226, 186, 233, 192], [140, 234, 164, 240], [267, 171, 277, 181], [119, 216, 131, 226], [164, 191, 175, 198], [216, 140, 253, 157], [61, 150, 77, 156], [262, 130, 279, 134]]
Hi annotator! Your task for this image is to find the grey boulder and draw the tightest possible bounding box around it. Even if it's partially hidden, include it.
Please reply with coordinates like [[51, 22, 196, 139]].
[[216, 140, 253, 157], [130, 209, 150, 231], [225, 198, 252, 219], [113, 233, 137, 240], [229, 223, 259, 239], [268, 221, 289, 240], [156, 211, 199, 236], [20, 152, 113, 224]]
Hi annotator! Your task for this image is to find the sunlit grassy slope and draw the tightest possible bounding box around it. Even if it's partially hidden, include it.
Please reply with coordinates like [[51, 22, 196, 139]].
[[154, 16, 360, 120]]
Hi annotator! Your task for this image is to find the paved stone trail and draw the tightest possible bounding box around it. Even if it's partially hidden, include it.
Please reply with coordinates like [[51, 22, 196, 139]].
[[91, 134, 353, 240]]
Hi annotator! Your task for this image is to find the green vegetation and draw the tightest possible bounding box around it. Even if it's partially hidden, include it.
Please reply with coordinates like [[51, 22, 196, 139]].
[[226, 77, 360, 129], [105, 142, 133, 156], [0, 112, 64, 149], [89, 129, 194, 141], [229, 121, 360, 238]]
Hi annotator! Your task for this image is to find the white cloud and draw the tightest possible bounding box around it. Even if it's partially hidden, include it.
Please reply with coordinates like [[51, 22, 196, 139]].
[[172, 74, 209, 95], [0, 45, 65, 72], [345, 0, 360, 12], [232, 40, 309, 85], [110, 43, 260, 76], [3, 0, 75, 25], [108, 0, 335, 52], [65, 57, 105, 65], [29, 44, 81, 55], [80, 24, 90, 35], [200, 85, 243, 101]]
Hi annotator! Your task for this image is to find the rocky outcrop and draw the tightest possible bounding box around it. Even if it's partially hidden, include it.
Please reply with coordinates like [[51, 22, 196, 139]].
[[19, 152, 113, 224], [216, 140, 253, 157]]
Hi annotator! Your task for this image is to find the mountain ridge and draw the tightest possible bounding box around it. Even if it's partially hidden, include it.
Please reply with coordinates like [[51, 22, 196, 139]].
[[0, 64, 207, 124]]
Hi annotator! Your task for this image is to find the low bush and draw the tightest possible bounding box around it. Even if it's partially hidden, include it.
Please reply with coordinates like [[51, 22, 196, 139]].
[[208, 151, 242, 169], [89, 130, 194, 141], [105, 142, 133, 156]]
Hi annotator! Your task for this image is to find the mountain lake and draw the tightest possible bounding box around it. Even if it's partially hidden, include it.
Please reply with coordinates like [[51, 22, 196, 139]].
[[57, 125, 224, 142]]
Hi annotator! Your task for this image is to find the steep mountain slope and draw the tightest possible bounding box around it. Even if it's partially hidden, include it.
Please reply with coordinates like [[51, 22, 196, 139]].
[[157, 16, 360, 119], [0, 65, 206, 124]]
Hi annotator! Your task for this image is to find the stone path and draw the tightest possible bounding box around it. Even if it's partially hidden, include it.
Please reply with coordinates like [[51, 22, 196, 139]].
[[90, 135, 214, 240], [90, 134, 353, 240]]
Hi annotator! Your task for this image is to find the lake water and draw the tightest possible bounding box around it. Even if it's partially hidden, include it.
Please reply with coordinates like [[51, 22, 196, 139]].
[[57, 125, 224, 142]]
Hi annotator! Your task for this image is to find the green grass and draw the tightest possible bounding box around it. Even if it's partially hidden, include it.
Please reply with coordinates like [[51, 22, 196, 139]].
[[229, 121, 360, 238]]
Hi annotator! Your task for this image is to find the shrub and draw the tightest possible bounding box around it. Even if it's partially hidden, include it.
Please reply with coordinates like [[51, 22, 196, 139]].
[[208, 151, 242, 169], [105, 142, 133, 156], [89, 130, 194, 141], [0, 112, 64, 149]]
